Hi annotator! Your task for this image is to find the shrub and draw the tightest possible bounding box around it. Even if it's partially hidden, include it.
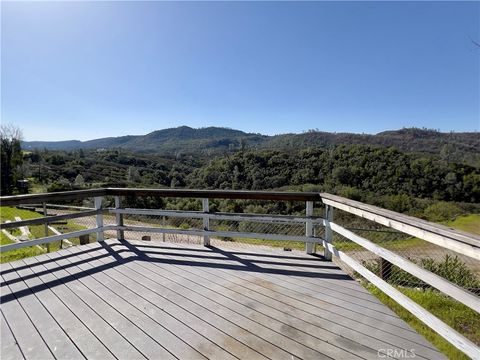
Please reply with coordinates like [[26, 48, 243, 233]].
[[423, 201, 462, 222], [363, 255, 480, 293]]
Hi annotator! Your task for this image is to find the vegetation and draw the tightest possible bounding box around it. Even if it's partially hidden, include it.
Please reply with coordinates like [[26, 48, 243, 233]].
[[0, 232, 45, 263], [1, 124, 24, 195], [367, 285, 479, 360], [22, 126, 480, 166], [188, 146, 480, 203], [0, 206, 88, 262], [2, 126, 480, 359], [446, 214, 480, 235], [19, 144, 480, 207], [364, 255, 480, 293]]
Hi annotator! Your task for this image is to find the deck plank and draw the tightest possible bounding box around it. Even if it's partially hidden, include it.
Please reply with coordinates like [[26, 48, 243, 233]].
[[142, 251, 422, 356], [21, 255, 140, 360], [125, 242, 441, 360], [226, 248, 438, 349], [111, 257, 332, 359], [0, 308, 25, 360], [0, 268, 54, 360], [128, 255, 372, 359], [164, 247, 426, 336], [2, 260, 114, 360], [1, 239, 447, 360], [69, 243, 299, 360], [159, 248, 442, 359], [37, 251, 178, 360], [140, 241, 417, 332], [117, 239, 444, 359], [2, 261, 84, 360], [45, 248, 239, 360], [144, 242, 407, 326]]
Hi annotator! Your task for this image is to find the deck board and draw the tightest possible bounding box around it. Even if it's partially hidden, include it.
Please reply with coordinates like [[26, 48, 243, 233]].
[[37, 252, 177, 360], [147, 253, 432, 355], [126, 254, 370, 359], [20, 256, 137, 360], [2, 262, 83, 360], [126, 241, 441, 360], [1, 311, 25, 360], [0, 270, 54, 360], [3, 262, 113, 360], [1, 239, 446, 360], [74, 244, 301, 360], [47, 249, 235, 360]]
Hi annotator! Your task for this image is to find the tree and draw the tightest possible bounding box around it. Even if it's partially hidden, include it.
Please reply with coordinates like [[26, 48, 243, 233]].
[[74, 174, 85, 187], [126, 166, 141, 183], [1, 124, 23, 195]]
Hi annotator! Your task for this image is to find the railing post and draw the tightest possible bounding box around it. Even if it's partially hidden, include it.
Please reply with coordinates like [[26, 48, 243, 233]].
[[43, 202, 51, 252], [202, 198, 210, 246], [162, 216, 166, 242], [94, 197, 104, 242], [380, 258, 393, 281], [324, 205, 333, 260], [305, 201, 314, 254], [114, 196, 124, 241]]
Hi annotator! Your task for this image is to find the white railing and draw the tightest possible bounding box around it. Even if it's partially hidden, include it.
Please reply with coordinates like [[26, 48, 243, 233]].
[[1, 188, 479, 358]]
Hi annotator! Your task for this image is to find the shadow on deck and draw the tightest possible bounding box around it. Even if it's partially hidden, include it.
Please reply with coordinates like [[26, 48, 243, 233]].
[[0, 239, 444, 360]]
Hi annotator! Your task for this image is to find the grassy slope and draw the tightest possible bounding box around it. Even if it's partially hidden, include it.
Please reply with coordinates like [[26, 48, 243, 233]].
[[0, 232, 45, 263], [0, 207, 87, 263], [365, 213, 480, 359], [368, 286, 478, 360], [446, 214, 480, 235]]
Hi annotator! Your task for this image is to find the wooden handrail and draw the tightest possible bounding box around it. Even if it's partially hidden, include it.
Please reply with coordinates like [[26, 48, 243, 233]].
[[105, 188, 322, 201], [0, 189, 107, 206], [0, 188, 322, 206], [0, 209, 104, 230], [2, 187, 478, 357], [321, 193, 480, 260], [1, 188, 478, 257]]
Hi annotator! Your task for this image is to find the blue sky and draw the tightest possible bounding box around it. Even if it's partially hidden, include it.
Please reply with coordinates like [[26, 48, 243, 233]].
[[2, 1, 479, 141]]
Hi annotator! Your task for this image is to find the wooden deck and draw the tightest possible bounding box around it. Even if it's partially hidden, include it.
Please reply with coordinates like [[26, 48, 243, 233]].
[[0, 239, 445, 360]]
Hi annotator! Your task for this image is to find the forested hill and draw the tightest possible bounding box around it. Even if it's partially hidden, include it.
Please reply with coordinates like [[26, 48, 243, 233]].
[[187, 146, 480, 203], [22, 126, 266, 153], [24, 144, 480, 205], [261, 128, 479, 161], [22, 126, 480, 166]]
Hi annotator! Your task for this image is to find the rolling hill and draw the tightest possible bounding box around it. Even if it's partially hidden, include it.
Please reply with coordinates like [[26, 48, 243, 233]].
[[22, 126, 480, 166]]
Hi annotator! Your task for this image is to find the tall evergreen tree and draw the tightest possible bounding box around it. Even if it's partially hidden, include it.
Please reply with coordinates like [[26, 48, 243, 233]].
[[1, 125, 23, 195]]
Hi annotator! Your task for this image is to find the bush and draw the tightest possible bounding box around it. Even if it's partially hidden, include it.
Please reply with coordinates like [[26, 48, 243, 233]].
[[382, 194, 414, 213], [364, 255, 480, 293], [423, 201, 462, 222], [337, 186, 362, 201]]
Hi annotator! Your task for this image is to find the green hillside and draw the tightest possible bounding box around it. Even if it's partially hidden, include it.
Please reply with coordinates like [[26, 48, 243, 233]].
[[22, 126, 480, 166]]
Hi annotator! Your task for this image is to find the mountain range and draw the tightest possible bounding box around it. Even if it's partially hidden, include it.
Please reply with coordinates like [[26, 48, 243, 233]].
[[22, 126, 480, 165]]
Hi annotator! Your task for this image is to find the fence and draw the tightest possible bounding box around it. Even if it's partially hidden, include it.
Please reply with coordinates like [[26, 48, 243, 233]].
[[1, 188, 479, 358]]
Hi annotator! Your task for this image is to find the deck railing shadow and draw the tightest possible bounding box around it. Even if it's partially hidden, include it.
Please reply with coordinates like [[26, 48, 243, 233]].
[[0, 239, 350, 305]]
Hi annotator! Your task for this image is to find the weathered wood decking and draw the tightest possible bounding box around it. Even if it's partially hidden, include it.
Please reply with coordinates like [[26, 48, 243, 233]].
[[1, 239, 444, 360]]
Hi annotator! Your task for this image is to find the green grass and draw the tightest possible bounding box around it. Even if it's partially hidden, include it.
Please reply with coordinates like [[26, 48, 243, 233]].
[[357, 214, 480, 359], [366, 285, 479, 359], [334, 236, 424, 252], [334, 213, 479, 253], [1, 206, 88, 262], [0, 232, 45, 263], [446, 214, 480, 235], [1, 206, 43, 221], [216, 236, 311, 250]]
